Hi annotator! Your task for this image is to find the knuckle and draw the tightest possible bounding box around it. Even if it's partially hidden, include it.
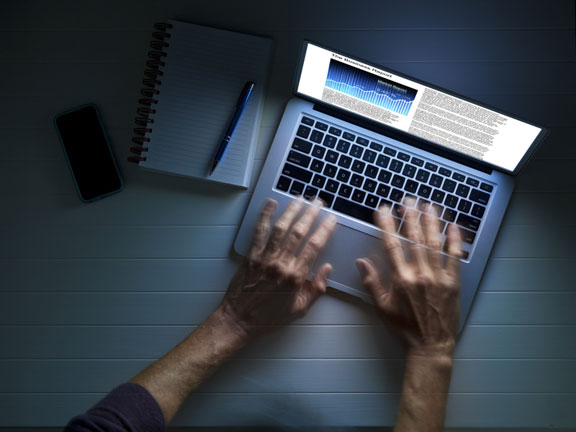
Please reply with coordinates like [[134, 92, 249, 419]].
[[273, 221, 288, 236], [290, 224, 306, 241]]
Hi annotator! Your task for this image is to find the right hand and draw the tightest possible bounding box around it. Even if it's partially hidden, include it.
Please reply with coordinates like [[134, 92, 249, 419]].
[[356, 200, 462, 356]]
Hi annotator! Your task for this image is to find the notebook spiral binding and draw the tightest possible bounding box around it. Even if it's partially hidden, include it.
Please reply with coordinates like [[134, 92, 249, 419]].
[[128, 22, 173, 163]]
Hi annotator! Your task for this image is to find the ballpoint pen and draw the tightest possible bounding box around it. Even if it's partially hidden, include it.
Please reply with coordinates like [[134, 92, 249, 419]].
[[209, 81, 255, 176]]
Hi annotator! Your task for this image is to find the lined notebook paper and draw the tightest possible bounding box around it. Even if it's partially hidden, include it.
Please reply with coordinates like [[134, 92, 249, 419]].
[[132, 20, 273, 188]]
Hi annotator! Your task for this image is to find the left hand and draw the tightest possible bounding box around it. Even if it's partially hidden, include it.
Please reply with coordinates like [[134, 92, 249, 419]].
[[218, 197, 337, 341]]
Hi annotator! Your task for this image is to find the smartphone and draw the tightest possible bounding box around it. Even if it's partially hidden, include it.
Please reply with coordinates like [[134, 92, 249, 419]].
[[54, 104, 123, 202]]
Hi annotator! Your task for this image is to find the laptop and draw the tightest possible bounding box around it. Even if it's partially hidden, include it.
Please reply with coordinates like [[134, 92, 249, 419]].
[[234, 41, 548, 331]]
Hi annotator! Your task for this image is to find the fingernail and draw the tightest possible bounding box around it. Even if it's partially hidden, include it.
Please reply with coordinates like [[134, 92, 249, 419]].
[[355, 259, 366, 274], [378, 204, 391, 216]]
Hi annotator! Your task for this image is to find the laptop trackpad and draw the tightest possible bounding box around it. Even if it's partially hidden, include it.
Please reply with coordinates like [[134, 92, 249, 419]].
[[310, 223, 393, 304]]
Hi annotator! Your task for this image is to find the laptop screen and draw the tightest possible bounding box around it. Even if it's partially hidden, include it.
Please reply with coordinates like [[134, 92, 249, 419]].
[[295, 42, 544, 173]]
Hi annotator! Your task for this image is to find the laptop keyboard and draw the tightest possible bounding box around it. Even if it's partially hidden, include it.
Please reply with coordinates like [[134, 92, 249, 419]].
[[275, 115, 495, 260]]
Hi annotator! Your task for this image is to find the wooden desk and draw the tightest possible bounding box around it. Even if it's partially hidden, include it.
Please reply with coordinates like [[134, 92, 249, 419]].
[[1, 0, 575, 429]]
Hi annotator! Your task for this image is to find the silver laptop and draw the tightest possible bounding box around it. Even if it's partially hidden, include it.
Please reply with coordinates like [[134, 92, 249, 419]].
[[235, 41, 547, 331]]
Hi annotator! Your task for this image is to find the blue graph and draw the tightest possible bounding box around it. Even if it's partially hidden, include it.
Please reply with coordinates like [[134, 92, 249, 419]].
[[325, 59, 417, 116]]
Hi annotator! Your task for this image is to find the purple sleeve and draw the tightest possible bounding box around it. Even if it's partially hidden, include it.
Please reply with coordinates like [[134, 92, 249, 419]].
[[64, 382, 165, 432]]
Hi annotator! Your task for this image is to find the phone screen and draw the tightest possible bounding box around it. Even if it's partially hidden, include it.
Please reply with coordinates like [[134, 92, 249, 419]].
[[55, 105, 123, 201]]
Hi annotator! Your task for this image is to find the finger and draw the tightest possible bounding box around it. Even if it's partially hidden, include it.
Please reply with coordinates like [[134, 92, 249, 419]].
[[402, 202, 427, 268], [375, 205, 406, 273], [297, 213, 338, 270], [445, 223, 463, 277], [263, 197, 305, 254], [356, 258, 388, 302], [281, 198, 323, 256], [422, 204, 443, 271], [291, 263, 331, 317], [248, 199, 278, 260]]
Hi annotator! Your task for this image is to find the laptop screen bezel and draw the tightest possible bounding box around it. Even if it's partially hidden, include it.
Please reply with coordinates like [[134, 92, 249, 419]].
[[293, 40, 549, 176]]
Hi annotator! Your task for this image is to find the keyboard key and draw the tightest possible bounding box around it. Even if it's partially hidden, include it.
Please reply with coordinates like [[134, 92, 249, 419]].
[[431, 203, 444, 218], [312, 174, 326, 188], [471, 204, 485, 218], [378, 169, 392, 183], [384, 147, 397, 156], [318, 190, 335, 207], [310, 130, 324, 143], [425, 162, 438, 172], [356, 137, 369, 146], [431, 189, 445, 203], [351, 173, 363, 187], [453, 172, 465, 182], [398, 152, 410, 161], [417, 184, 432, 199], [326, 150, 338, 163], [350, 144, 363, 158], [292, 138, 312, 154], [392, 174, 405, 188], [323, 135, 337, 148], [377, 184, 390, 198], [417, 198, 430, 211], [416, 169, 430, 183], [393, 203, 405, 219], [336, 140, 351, 153], [351, 159, 366, 173], [366, 194, 379, 208], [443, 208, 457, 222], [312, 145, 326, 159], [439, 167, 452, 177], [290, 180, 305, 195], [329, 126, 342, 136], [430, 174, 443, 187], [304, 186, 318, 200], [458, 199, 472, 213], [326, 179, 339, 193], [402, 164, 417, 178], [337, 169, 351, 183], [466, 178, 479, 187], [352, 189, 366, 203], [480, 182, 493, 192], [365, 165, 379, 178], [363, 179, 377, 192], [301, 116, 314, 126], [390, 159, 403, 173], [363, 150, 377, 163], [470, 189, 490, 205], [339, 184, 352, 198], [333, 197, 373, 224], [390, 188, 404, 202], [458, 227, 476, 244], [276, 175, 291, 192], [376, 154, 390, 168], [457, 213, 481, 231], [370, 142, 383, 151], [297, 124, 311, 139], [338, 155, 352, 169], [311, 159, 324, 172], [315, 121, 328, 131], [323, 163, 337, 178], [287, 150, 311, 168], [405, 179, 418, 193], [442, 179, 456, 193], [456, 184, 470, 198], [283, 163, 313, 183], [444, 194, 459, 208], [411, 157, 424, 166], [343, 132, 356, 141]]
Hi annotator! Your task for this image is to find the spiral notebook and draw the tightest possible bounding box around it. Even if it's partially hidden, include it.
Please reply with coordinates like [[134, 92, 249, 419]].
[[130, 20, 273, 188]]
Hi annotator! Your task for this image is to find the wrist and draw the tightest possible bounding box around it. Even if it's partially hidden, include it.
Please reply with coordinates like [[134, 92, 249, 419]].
[[206, 307, 252, 349], [406, 342, 455, 363]]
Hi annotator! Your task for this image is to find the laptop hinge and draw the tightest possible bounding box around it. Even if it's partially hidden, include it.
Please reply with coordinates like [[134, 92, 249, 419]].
[[313, 103, 493, 175]]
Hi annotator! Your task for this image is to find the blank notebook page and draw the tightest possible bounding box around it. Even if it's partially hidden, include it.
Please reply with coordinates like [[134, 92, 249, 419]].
[[141, 20, 272, 187]]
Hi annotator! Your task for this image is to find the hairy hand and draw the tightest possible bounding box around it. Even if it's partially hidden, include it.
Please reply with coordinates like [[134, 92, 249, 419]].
[[219, 197, 337, 341], [357, 199, 462, 356]]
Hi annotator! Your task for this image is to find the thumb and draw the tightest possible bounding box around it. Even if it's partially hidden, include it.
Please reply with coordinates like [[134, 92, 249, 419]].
[[294, 263, 332, 315], [356, 258, 386, 300]]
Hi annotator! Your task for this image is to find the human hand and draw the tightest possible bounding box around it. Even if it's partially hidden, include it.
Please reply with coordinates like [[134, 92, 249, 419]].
[[218, 197, 337, 341], [356, 199, 462, 357]]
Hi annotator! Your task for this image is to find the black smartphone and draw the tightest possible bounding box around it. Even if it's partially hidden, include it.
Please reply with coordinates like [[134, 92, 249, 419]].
[[54, 104, 123, 202]]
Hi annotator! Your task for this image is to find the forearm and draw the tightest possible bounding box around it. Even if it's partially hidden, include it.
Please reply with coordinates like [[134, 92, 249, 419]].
[[394, 351, 454, 432], [130, 307, 248, 423]]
